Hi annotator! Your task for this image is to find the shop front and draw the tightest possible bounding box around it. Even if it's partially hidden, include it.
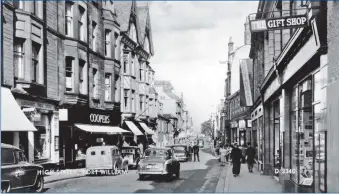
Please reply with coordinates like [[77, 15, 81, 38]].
[[59, 106, 129, 168], [251, 104, 263, 172], [4, 89, 60, 168], [230, 121, 238, 144], [260, 6, 328, 192]]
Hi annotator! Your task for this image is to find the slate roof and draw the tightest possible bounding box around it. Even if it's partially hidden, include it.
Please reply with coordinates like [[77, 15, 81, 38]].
[[137, 6, 148, 43], [115, 1, 142, 45]]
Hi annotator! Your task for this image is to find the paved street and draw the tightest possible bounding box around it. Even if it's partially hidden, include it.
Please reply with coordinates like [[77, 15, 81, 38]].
[[44, 148, 223, 193]]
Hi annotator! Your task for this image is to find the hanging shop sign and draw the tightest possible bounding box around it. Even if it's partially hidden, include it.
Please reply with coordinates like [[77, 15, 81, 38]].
[[250, 15, 308, 32], [121, 34, 137, 50]]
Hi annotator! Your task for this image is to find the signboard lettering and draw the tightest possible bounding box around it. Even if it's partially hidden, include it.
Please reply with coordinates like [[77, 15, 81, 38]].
[[121, 35, 137, 50], [89, 113, 110, 124], [250, 15, 308, 32], [136, 47, 150, 60]]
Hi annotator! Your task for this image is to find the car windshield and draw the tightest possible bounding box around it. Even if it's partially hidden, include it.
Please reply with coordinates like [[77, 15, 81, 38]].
[[144, 149, 168, 157], [173, 147, 185, 153]]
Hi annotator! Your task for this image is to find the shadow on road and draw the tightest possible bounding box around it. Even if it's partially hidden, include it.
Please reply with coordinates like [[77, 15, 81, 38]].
[[134, 148, 220, 193]]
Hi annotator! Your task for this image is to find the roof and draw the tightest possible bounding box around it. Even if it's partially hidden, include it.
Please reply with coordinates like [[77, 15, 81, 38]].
[[122, 146, 139, 149], [115, 1, 133, 32], [1, 143, 21, 150], [145, 147, 169, 151], [137, 6, 148, 43], [115, 1, 142, 45]]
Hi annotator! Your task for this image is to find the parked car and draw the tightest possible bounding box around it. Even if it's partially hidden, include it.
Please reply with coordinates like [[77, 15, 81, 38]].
[[165, 145, 189, 162], [137, 148, 180, 181], [121, 146, 141, 169], [85, 145, 127, 175], [1, 143, 44, 193]]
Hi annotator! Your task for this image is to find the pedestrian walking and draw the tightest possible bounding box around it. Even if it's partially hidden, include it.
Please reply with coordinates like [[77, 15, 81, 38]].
[[225, 144, 232, 163], [220, 145, 227, 166], [231, 142, 242, 177], [193, 142, 200, 162], [188, 144, 193, 162], [245, 142, 256, 173]]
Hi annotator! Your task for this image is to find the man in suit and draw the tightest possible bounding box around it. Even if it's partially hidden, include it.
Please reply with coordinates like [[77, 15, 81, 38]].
[[193, 142, 200, 162], [245, 142, 256, 173], [231, 142, 242, 177]]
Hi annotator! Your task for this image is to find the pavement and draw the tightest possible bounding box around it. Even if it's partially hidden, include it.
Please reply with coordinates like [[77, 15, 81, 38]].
[[43, 146, 282, 193]]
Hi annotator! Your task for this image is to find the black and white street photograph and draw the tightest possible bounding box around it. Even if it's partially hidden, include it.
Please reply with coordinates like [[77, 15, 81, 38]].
[[1, 0, 339, 193]]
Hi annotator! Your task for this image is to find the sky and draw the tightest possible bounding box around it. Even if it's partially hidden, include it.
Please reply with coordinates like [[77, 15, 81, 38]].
[[147, 1, 258, 131]]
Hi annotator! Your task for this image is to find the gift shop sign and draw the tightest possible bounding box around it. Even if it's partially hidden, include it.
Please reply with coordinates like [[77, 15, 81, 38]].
[[250, 15, 308, 32]]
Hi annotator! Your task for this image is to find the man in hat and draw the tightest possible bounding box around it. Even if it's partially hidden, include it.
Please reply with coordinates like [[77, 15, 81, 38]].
[[231, 142, 242, 177]]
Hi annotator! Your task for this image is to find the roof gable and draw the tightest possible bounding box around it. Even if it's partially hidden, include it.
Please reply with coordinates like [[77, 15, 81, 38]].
[[136, 4, 154, 56]]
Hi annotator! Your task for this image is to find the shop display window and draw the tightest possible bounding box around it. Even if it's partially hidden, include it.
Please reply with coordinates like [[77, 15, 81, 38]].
[[272, 100, 281, 176], [290, 73, 326, 191], [258, 116, 264, 163]]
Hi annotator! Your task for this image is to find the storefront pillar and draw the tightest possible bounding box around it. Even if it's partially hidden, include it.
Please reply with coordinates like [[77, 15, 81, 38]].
[[28, 131, 35, 163], [50, 111, 60, 163], [13, 132, 20, 148]]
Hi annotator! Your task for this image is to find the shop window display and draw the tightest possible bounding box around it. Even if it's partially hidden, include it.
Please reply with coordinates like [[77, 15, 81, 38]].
[[290, 76, 325, 189], [273, 100, 281, 175]]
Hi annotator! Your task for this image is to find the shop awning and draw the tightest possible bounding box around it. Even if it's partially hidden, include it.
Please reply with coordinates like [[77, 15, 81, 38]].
[[140, 122, 154, 135], [74, 124, 130, 134], [125, 121, 143, 136], [1, 87, 37, 132]]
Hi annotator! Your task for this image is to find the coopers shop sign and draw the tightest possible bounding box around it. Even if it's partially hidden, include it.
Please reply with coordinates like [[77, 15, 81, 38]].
[[250, 15, 308, 32], [89, 114, 110, 124]]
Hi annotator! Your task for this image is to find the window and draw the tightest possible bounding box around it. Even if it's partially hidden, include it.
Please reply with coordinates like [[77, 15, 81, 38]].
[[105, 73, 112, 101], [139, 63, 143, 81], [114, 33, 119, 60], [123, 52, 129, 74], [105, 29, 112, 57], [131, 54, 135, 76], [272, 100, 281, 176], [139, 95, 144, 112], [1, 149, 16, 165], [15, 151, 27, 163], [92, 68, 98, 99], [14, 39, 25, 79], [32, 0, 41, 18], [92, 21, 97, 51], [79, 59, 86, 94], [290, 77, 314, 186], [124, 90, 129, 110], [65, 1, 73, 37], [14, 1, 24, 9], [115, 76, 120, 102], [78, 5, 86, 41], [65, 57, 74, 92], [31, 42, 41, 83], [131, 91, 135, 112]]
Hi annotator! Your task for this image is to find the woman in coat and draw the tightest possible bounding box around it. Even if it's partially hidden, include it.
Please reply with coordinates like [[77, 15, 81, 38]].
[[231, 142, 243, 177]]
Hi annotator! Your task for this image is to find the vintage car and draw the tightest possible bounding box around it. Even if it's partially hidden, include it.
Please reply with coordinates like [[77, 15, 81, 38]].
[[137, 148, 180, 181], [1, 143, 44, 193], [166, 145, 189, 162], [85, 145, 127, 175], [121, 146, 141, 169]]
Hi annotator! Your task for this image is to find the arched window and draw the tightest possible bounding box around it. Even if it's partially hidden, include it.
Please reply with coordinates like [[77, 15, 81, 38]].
[[129, 24, 137, 43]]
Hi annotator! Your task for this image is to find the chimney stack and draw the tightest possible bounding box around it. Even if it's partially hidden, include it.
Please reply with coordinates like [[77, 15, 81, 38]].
[[228, 36, 234, 55]]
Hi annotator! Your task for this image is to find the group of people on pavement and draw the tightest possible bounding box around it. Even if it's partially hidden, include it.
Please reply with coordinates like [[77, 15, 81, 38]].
[[216, 142, 256, 177], [187, 142, 200, 162]]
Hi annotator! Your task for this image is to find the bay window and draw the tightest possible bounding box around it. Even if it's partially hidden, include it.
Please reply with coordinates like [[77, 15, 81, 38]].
[[131, 91, 135, 112], [92, 68, 99, 99], [131, 54, 135, 77], [14, 39, 25, 79], [105, 73, 112, 101], [115, 76, 120, 102], [65, 57, 74, 92], [139, 63, 143, 81], [79, 59, 86, 94], [78, 5, 86, 42], [105, 29, 112, 57], [65, 1, 73, 37]]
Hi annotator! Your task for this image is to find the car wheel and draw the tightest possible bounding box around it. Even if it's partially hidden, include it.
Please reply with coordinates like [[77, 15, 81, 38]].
[[34, 176, 44, 193], [1, 182, 11, 193], [139, 174, 145, 180]]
